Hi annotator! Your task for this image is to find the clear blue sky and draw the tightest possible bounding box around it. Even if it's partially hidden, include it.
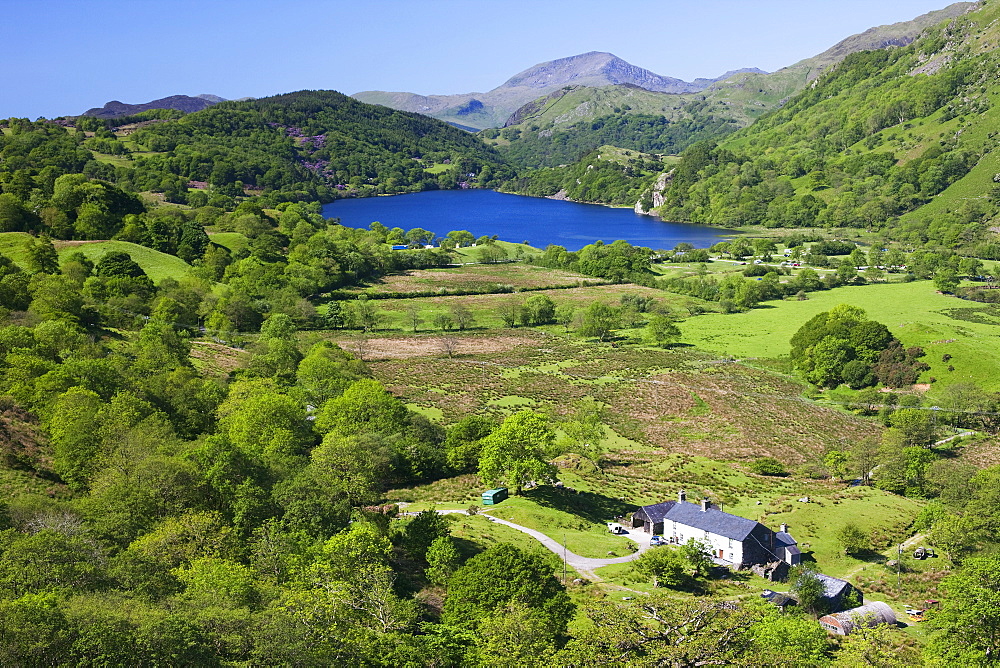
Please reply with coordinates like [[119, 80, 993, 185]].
[[1, 0, 962, 119]]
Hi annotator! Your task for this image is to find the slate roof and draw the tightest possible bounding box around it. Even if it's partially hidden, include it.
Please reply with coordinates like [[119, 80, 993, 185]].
[[776, 531, 801, 556], [662, 501, 760, 541], [816, 573, 852, 598], [635, 500, 676, 522]]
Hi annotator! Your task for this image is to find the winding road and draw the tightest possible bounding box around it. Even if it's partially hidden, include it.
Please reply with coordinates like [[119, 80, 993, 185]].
[[438, 509, 652, 580]]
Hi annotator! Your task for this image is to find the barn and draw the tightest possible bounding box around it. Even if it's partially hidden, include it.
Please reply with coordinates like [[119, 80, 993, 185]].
[[819, 601, 897, 635]]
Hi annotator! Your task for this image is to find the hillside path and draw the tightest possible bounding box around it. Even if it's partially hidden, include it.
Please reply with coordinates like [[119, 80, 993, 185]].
[[436, 509, 652, 580]]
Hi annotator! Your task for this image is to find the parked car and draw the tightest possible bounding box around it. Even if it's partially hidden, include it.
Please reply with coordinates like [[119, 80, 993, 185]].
[[650, 535, 665, 546]]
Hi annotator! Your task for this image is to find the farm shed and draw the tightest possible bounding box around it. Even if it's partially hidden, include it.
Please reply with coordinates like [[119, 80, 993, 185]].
[[815, 574, 862, 613], [481, 488, 508, 505], [819, 601, 897, 635]]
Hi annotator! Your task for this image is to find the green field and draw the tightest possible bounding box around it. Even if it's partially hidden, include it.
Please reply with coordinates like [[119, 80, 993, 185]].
[[680, 280, 1000, 394], [53, 240, 197, 283], [208, 232, 250, 254], [449, 240, 540, 262], [89, 151, 133, 168], [0, 232, 36, 267]]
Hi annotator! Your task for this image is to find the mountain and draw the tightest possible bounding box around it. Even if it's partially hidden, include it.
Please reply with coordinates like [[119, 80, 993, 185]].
[[88, 89, 511, 202], [352, 52, 760, 130], [81, 94, 227, 118], [702, 2, 977, 115], [644, 0, 1000, 257], [492, 2, 977, 173]]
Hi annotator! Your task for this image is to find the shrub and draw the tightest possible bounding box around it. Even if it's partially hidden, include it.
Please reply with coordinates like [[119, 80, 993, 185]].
[[749, 457, 787, 477]]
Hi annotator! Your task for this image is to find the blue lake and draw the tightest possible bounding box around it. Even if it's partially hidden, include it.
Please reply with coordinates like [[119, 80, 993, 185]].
[[322, 189, 732, 251]]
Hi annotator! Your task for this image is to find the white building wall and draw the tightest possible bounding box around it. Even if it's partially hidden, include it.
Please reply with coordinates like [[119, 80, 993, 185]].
[[666, 520, 744, 564]]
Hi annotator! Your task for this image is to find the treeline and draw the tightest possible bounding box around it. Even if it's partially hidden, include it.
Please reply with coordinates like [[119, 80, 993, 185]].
[[0, 202, 468, 340], [487, 104, 739, 170], [499, 149, 661, 206], [529, 238, 655, 283]]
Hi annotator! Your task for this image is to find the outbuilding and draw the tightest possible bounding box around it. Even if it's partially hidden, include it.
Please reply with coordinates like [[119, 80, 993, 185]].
[[819, 601, 897, 635], [481, 488, 509, 505]]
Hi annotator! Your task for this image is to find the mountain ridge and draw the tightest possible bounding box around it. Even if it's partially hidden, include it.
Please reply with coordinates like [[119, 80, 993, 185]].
[[81, 93, 228, 119], [352, 52, 762, 130], [353, 3, 974, 132]]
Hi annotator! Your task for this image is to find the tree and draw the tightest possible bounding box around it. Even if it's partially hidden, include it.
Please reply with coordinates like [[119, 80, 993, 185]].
[[933, 267, 960, 293], [314, 378, 409, 437], [95, 251, 147, 280], [559, 397, 606, 463], [928, 554, 1000, 664], [478, 411, 556, 494], [445, 414, 496, 473], [578, 302, 619, 342], [496, 299, 519, 328], [446, 230, 475, 248], [431, 312, 453, 331], [824, 450, 850, 479], [442, 544, 573, 639], [634, 546, 687, 588], [49, 387, 103, 489], [350, 295, 383, 332], [751, 612, 832, 666], [749, 457, 786, 476], [522, 295, 555, 326], [475, 600, 556, 667], [837, 523, 867, 555], [646, 314, 680, 347], [789, 565, 827, 616], [24, 236, 59, 274], [438, 334, 459, 358], [425, 535, 460, 586], [679, 538, 714, 578], [403, 509, 451, 562], [0, 194, 34, 233], [832, 618, 915, 666], [449, 303, 475, 331], [559, 595, 768, 667], [404, 304, 423, 332], [405, 227, 434, 247], [555, 304, 575, 332], [850, 436, 881, 485]]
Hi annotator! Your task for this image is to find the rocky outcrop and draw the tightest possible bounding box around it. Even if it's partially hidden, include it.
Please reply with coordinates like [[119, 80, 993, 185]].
[[635, 170, 674, 215], [504, 87, 578, 127], [82, 94, 225, 118]]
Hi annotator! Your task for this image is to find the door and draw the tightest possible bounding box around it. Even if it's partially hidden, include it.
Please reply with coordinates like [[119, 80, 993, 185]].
[[718, 549, 724, 559]]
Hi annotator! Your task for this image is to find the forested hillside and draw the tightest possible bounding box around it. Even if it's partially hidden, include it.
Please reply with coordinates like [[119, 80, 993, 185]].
[[1, 90, 512, 243], [651, 2, 1000, 257], [485, 87, 740, 170]]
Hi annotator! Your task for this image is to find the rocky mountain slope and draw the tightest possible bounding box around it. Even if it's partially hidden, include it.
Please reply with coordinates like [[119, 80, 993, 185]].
[[491, 2, 977, 174], [644, 0, 1000, 254], [352, 52, 760, 130], [81, 93, 226, 118]]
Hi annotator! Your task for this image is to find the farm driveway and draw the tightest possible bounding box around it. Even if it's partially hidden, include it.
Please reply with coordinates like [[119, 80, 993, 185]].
[[438, 509, 652, 580]]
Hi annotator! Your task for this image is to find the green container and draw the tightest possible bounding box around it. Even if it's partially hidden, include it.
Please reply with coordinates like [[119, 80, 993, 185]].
[[481, 488, 509, 505]]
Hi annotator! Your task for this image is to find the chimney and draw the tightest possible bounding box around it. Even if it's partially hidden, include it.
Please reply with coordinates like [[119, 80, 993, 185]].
[[678, 489, 686, 503], [780, 523, 788, 533], [701, 498, 710, 512]]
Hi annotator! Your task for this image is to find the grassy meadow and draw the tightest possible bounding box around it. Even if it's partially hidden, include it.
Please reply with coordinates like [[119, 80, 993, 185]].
[[681, 281, 1000, 394], [52, 239, 198, 284]]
